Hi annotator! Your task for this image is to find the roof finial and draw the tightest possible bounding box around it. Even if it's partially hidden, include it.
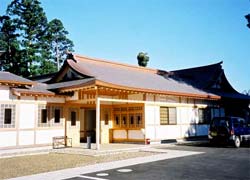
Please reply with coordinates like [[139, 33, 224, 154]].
[[66, 50, 76, 62]]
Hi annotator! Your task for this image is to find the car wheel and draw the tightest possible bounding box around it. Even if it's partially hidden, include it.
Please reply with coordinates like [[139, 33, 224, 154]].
[[234, 136, 241, 148], [209, 139, 216, 146]]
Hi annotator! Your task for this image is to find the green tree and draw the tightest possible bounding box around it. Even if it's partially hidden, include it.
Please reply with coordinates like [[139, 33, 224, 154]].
[[0, 15, 28, 76], [46, 19, 74, 71], [137, 52, 149, 67], [0, 0, 74, 76], [6, 0, 48, 76]]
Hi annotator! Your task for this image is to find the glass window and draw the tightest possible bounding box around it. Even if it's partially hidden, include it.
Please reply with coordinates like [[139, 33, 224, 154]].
[[136, 113, 142, 127], [121, 114, 127, 127], [130, 114, 134, 125], [4, 109, 11, 124], [104, 113, 109, 125], [115, 115, 120, 126], [41, 109, 47, 123], [54, 109, 60, 123], [71, 111, 76, 126]]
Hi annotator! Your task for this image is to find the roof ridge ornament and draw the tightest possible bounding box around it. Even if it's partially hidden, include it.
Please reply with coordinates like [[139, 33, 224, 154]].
[[66, 51, 77, 63]]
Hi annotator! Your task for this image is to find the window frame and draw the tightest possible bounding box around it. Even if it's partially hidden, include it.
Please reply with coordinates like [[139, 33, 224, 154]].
[[4, 108, 12, 124], [160, 107, 177, 125], [0, 104, 16, 128]]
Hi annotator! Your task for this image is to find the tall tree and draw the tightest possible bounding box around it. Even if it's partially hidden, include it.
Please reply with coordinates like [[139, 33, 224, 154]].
[[46, 19, 74, 71], [137, 52, 149, 67], [0, 15, 27, 75], [0, 0, 74, 76], [6, 0, 48, 76]]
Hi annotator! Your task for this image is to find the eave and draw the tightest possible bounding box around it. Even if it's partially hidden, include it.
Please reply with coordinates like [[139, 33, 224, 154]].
[[57, 79, 220, 100], [0, 80, 34, 87], [11, 88, 65, 98]]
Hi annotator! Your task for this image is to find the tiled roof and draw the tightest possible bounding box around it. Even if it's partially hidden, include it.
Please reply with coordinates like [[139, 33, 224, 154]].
[[47, 78, 95, 90], [12, 84, 55, 96], [171, 62, 250, 100], [0, 72, 56, 96], [65, 54, 219, 99], [0, 71, 34, 86], [171, 62, 223, 89]]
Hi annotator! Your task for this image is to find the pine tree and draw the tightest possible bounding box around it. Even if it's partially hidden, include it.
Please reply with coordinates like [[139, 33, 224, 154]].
[[6, 0, 48, 76], [46, 19, 74, 71], [0, 0, 74, 76], [0, 15, 27, 76]]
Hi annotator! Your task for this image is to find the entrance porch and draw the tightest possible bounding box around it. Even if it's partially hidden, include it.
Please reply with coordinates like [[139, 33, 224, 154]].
[[64, 87, 147, 150]]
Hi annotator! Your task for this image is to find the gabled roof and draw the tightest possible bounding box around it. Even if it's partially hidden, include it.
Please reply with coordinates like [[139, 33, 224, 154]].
[[171, 62, 250, 100], [53, 54, 220, 100], [171, 61, 224, 90], [0, 71, 58, 97], [12, 83, 55, 96], [0, 71, 34, 86]]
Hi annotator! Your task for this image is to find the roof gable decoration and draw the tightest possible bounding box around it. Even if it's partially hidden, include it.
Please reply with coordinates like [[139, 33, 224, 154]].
[[47, 60, 93, 84]]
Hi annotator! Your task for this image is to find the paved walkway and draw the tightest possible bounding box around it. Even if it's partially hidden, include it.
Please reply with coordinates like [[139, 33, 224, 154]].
[[0, 143, 178, 158], [8, 148, 204, 180]]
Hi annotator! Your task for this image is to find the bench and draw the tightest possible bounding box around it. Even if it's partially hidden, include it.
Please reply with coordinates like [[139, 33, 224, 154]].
[[52, 136, 72, 149]]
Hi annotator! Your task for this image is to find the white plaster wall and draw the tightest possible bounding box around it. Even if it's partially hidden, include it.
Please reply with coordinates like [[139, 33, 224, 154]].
[[36, 129, 64, 144], [145, 126, 155, 139], [144, 104, 208, 141], [156, 125, 181, 139], [113, 130, 127, 139], [145, 104, 160, 140], [145, 105, 160, 125], [19, 104, 36, 129], [178, 107, 196, 124], [0, 86, 10, 100], [19, 131, 34, 145], [128, 130, 144, 139], [0, 131, 16, 147]]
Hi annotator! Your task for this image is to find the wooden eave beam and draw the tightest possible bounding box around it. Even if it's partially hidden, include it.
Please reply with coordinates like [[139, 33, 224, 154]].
[[0, 80, 34, 87], [95, 80, 220, 100]]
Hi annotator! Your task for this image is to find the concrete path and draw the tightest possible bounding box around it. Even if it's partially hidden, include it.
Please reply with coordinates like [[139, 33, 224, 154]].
[[0, 143, 177, 158], [8, 148, 204, 180]]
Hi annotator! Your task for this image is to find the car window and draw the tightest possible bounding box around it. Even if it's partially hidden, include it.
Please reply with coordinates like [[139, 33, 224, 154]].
[[239, 119, 246, 128], [211, 118, 229, 127]]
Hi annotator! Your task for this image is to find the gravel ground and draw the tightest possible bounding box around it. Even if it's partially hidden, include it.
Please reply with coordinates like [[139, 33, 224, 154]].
[[0, 151, 157, 179]]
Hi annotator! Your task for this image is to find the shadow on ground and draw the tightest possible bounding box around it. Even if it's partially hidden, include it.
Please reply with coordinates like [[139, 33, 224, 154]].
[[176, 141, 250, 148]]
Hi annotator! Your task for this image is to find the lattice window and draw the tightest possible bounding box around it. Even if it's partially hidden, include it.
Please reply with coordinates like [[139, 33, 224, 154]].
[[0, 104, 16, 128], [38, 105, 50, 127], [38, 105, 63, 127], [51, 106, 63, 126], [160, 107, 177, 125]]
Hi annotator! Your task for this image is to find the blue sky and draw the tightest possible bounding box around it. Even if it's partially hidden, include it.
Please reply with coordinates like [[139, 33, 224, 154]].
[[1, 0, 250, 92]]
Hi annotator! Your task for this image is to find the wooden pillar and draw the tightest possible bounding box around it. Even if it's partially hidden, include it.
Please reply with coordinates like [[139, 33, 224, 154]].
[[96, 88, 100, 150]]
